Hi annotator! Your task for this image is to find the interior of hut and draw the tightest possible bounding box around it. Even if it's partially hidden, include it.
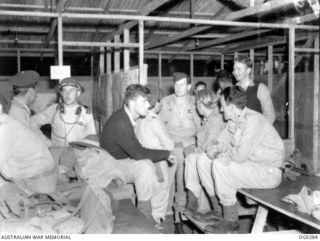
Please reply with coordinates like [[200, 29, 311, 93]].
[[0, 0, 319, 236]]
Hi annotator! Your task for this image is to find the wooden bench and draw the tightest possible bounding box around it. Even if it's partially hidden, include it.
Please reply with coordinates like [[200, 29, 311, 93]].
[[238, 175, 320, 233]]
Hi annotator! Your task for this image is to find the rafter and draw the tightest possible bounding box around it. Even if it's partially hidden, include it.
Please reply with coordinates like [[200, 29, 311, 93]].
[[223, 33, 317, 54], [91, 0, 112, 42], [188, 12, 318, 51], [104, 0, 172, 42], [145, 0, 296, 50], [188, 29, 270, 51], [43, 0, 68, 48]]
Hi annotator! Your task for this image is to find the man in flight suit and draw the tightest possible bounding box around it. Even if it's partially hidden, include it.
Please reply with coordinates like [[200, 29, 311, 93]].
[[31, 77, 96, 147]]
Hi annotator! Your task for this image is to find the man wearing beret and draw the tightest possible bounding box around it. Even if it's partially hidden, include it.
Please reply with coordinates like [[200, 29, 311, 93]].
[[9, 70, 39, 125], [8, 70, 50, 145], [31, 77, 96, 147], [159, 72, 201, 233]]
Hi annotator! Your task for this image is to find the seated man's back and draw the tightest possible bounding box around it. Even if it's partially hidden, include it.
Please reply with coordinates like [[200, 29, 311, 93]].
[[0, 112, 56, 195]]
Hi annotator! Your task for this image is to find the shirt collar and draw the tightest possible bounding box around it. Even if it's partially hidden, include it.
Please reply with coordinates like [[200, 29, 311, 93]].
[[228, 108, 249, 133], [12, 97, 30, 113], [237, 79, 254, 90], [124, 105, 137, 127]]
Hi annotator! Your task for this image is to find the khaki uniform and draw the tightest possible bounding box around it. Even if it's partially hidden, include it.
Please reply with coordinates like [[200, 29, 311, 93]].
[[9, 97, 51, 146], [200, 108, 284, 206], [31, 104, 96, 147], [159, 94, 201, 216], [185, 111, 226, 199], [0, 114, 56, 195], [136, 112, 176, 220]]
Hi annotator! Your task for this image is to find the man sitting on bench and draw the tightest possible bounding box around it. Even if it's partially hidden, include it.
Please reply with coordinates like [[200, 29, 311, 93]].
[[203, 86, 284, 233]]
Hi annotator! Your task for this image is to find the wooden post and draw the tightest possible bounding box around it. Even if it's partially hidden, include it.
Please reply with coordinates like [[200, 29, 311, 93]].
[[220, 54, 224, 70], [288, 28, 295, 141], [17, 50, 21, 72], [278, 55, 282, 74], [106, 41, 111, 74], [124, 28, 130, 71], [190, 53, 194, 86], [313, 36, 319, 173], [250, 48, 254, 75], [57, 14, 63, 65], [139, 20, 145, 84], [158, 53, 162, 88], [268, 45, 273, 92], [114, 35, 120, 73], [99, 47, 105, 74]]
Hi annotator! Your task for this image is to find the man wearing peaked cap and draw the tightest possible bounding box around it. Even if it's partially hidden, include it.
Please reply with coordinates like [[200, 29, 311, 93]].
[[31, 77, 96, 147], [10, 70, 39, 88], [8, 70, 51, 145]]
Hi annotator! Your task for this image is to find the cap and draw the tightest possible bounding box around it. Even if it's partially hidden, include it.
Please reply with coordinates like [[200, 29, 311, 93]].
[[69, 134, 100, 149], [10, 70, 39, 88], [173, 72, 189, 83], [144, 83, 165, 107], [58, 77, 85, 94]]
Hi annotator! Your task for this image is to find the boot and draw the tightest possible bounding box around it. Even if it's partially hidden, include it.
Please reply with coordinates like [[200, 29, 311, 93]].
[[184, 190, 198, 215], [137, 200, 153, 221], [204, 204, 239, 234], [192, 195, 222, 223], [174, 222, 185, 234], [209, 195, 222, 216]]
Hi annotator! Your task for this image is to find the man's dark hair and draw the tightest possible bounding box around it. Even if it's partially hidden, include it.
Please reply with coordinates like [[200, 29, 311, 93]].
[[220, 86, 247, 110], [124, 84, 150, 106], [195, 81, 207, 89], [216, 70, 232, 84], [234, 56, 253, 69]]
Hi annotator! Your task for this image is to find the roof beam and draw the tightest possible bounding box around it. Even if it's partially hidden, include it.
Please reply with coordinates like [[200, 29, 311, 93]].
[[188, 28, 270, 51], [91, 0, 112, 42], [188, 12, 318, 51], [105, 0, 172, 42], [144, 7, 173, 43], [145, 0, 296, 50], [223, 33, 318, 53], [44, 0, 68, 48]]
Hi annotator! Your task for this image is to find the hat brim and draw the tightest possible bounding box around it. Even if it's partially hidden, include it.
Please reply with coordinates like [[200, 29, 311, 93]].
[[69, 140, 100, 149], [58, 84, 85, 94]]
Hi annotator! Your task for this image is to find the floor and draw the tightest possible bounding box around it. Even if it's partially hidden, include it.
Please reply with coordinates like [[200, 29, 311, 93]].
[[160, 214, 254, 234]]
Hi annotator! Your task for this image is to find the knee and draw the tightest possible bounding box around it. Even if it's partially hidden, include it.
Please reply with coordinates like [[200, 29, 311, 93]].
[[185, 153, 198, 167], [135, 159, 156, 178], [212, 159, 229, 179]]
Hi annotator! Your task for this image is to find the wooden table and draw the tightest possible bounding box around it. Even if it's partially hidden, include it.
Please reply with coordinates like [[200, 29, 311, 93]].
[[238, 175, 320, 233]]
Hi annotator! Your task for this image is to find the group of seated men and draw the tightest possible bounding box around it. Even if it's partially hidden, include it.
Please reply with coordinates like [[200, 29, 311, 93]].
[[0, 55, 284, 234]]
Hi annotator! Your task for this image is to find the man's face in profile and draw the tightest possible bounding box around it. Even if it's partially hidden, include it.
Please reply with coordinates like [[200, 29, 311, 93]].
[[133, 95, 150, 117]]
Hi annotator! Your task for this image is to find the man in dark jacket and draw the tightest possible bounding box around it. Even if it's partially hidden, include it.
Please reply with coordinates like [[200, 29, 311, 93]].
[[100, 84, 174, 223]]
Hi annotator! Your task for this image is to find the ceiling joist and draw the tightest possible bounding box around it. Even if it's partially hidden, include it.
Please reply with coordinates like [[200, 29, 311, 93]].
[[145, 0, 299, 50]]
